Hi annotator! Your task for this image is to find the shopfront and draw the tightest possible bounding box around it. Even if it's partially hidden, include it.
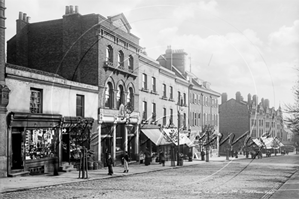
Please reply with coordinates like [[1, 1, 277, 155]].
[[7, 112, 62, 176]]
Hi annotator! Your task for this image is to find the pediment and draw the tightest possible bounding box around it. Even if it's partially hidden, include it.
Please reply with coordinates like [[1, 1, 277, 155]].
[[107, 13, 131, 33]]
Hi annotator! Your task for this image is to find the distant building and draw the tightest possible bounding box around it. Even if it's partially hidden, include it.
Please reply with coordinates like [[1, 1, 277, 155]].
[[219, 92, 284, 153]]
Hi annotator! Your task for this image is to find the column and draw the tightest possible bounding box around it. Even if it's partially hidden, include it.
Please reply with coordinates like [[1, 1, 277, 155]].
[[58, 128, 62, 168], [135, 124, 139, 160], [112, 122, 117, 161], [98, 122, 102, 162], [124, 125, 128, 152]]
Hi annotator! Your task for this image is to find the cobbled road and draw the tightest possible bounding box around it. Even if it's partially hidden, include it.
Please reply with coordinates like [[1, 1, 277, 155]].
[[1, 154, 298, 199]]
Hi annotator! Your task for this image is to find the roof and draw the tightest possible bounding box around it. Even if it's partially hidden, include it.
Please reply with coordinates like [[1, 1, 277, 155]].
[[6, 63, 64, 78]]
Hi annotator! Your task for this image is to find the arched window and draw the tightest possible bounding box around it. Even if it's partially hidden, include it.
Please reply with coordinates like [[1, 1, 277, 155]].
[[127, 87, 134, 110], [106, 46, 113, 63], [117, 85, 124, 109], [118, 50, 124, 68], [128, 55, 134, 72], [105, 82, 114, 108]]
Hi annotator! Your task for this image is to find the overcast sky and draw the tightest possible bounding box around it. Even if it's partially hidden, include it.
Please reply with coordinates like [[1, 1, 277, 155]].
[[5, 0, 299, 112]]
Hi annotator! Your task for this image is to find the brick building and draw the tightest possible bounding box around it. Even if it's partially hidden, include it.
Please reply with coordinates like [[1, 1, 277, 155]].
[[219, 91, 285, 153], [7, 6, 141, 164], [0, 0, 10, 177]]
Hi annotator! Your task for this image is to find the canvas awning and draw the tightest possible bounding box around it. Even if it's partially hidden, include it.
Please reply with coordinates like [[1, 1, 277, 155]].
[[160, 128, 193, 146], [141, 129, 165, 146], [252, 138, 264, 147]]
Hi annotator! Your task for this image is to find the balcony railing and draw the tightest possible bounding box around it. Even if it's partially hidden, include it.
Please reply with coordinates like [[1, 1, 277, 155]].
[[103, 61, 137, 78]]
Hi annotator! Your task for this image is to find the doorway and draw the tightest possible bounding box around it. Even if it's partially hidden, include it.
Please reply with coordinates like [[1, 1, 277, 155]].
[[11, 132, 24, 170]]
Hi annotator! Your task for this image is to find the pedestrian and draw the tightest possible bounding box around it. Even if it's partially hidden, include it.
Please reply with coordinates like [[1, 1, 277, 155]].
[[160, 151, 165, 166], [107, 154, 113, 175], [122, 151, 129, 173], [139, 151, 145, 164]]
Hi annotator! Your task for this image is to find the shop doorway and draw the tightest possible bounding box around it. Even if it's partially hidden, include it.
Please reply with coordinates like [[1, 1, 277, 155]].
[[11, 132, 24, 170]]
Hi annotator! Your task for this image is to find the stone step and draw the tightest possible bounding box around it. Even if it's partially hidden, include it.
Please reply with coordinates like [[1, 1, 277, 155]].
[[8, 171, 30, 177]]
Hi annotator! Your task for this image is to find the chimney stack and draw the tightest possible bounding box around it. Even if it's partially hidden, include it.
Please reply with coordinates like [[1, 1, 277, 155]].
[[221, 93, 227, 104], [247, 93, 251, 105], [236, 91, 241, 102], [16, 11, 29, 34]]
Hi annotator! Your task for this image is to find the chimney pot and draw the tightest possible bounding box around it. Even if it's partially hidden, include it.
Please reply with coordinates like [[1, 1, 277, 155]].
[[75, 6, 78, 13], [70, 5, 73, 13], [19, 12, 23, 20], [23, 13, 27, 21], [26, 16, 30, 23], [65, 6, 70, 14]]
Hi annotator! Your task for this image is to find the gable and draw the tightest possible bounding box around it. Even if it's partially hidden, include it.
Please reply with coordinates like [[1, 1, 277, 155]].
[[108, 13, 131, 33]]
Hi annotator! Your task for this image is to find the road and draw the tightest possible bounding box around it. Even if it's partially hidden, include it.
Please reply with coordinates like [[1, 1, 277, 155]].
[[1, 154, 298, 199]]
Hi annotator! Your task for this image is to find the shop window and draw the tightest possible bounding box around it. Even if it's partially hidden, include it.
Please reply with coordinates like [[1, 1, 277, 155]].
[[105, 82, 114, 109], [25, 129, 56, 160], [30, 88, 43, 113], [76, 94, 84, 117]]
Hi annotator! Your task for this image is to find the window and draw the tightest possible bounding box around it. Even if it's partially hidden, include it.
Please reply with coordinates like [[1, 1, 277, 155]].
[[193, 93, 195, 104], [183, 113, 186, 128], [152, 103, 156, 121], [128, 55, 134, 72], [127, 87, 134, 110], [142, 74, 147, 90], [105, 82, 114, 108], [106, 45, 113, 63], [163, 84, 166, 98], [170, 108, 173, 125], [170, 86, 173, 100], [266, 122, 270, 128], [152, 77, 156, 92], [199, 114, 201, 126], [117, 85, 124, 109], [252, 129, 257, 137], [178, 91, 181, 105], [76, 94, 84, 117], [183, 93, 186, 105], [118, 50, 124, 68], [143, 101, 147, 120], [194, 113, 197, 126], [30, 88, 43, 113], [204, 113, 206, 125], [163, 108, 167, 125]]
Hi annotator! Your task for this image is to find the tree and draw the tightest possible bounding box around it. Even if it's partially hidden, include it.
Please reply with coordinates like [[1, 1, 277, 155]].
[[285, 84, 299, 134], [284, 68, 299, 147]]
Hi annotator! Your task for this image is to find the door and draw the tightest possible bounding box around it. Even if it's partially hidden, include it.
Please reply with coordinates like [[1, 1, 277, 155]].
[[11, 132, 24, 170]]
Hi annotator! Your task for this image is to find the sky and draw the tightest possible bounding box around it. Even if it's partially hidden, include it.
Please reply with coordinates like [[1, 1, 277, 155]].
[[4, 0, 299, 113]]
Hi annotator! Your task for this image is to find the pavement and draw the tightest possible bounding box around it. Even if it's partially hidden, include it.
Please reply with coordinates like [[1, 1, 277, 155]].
[[0, 155, 233, 193], [269, 169, 299, 199]]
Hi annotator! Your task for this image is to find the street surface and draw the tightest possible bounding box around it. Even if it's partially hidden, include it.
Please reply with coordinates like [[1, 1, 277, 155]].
[[1, 154, 298, 199]]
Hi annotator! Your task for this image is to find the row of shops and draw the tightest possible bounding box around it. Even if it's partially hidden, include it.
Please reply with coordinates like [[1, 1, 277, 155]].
[[7, 111, 196, 176]]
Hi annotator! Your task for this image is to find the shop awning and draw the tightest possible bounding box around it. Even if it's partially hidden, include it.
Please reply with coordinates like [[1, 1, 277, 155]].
[[252, 138, 264, 147], [160, 128, 193, 146], [141, 129, 165, 146]]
